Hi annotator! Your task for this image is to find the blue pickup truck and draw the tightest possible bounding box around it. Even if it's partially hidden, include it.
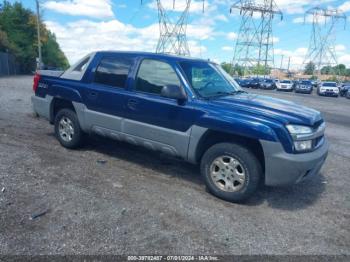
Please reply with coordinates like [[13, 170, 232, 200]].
[[31, 51, 328, 202]]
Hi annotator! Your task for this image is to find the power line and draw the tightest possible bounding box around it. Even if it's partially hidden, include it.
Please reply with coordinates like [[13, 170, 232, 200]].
[[230, 0, 283, 76], [302, 7, 347, 77], [141, 0, 204, 56]]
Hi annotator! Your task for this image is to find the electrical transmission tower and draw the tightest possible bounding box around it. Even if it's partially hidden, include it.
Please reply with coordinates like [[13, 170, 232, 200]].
[[230, 0, 282, 76], [142, 0, 204, 56], [302, 7, 346, 77]]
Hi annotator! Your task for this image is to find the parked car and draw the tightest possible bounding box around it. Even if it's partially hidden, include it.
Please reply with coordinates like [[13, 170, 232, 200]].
[[311, 80, 319, 88], [295, 80, 313, 94], [276, 79, 294, 91], [346, 90, 350, 99], [31, 51, 328, 203], [260, 78, 276, 90], [317, 82, 339, 97], [248, 78, 261, 89], [339, 82, 350, 97], [239, 78, 251, 88]]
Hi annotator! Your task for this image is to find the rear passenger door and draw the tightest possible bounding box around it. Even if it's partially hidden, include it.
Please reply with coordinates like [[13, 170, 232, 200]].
[[84, 56, 134, 131]]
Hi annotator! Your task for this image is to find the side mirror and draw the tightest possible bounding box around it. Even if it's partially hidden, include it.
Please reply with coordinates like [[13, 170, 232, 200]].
[[161, 85, 187, 102]]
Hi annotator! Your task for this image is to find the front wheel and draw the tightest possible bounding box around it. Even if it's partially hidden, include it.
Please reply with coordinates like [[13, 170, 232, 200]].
[[200, 142, 262, 203], [54, 109, 84, 149]]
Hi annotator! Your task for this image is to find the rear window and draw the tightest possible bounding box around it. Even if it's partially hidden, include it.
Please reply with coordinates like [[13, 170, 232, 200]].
[[94, 57, 133, 88], [265, 79, 273, 83], [73, 56, 90, 72]]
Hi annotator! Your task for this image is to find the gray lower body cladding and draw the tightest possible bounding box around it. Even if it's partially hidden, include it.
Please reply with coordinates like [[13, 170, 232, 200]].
[[32, 95, 329, 187], [260, 139, 329, 186], [31, 95, 53, 121], [31, 96, 207, 162]]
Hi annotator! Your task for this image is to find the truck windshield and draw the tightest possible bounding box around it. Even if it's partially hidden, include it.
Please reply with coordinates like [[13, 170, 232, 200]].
[[180, 61, 242, 98]]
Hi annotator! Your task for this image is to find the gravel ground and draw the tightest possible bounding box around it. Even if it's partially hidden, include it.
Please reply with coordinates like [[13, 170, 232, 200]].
[[0, 76, 349, 255]]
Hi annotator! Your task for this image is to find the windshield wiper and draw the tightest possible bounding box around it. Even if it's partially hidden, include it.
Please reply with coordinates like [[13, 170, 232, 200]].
[[206, 90, 247, 98]]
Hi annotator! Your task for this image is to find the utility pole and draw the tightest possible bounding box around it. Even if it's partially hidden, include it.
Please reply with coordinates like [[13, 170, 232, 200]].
[[280, 54, 284, 69], [230, 0, 283, 76], [141, 0, 204, 56], [35, 0, 42, 70], [287, 56, 290, 71], [302, 7, 346, 78]]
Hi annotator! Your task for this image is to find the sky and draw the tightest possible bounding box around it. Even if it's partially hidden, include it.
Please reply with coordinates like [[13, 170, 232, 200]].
[[15, 0, 350, 69]]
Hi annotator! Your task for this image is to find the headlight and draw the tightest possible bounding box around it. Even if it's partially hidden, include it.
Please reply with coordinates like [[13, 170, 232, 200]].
[[286, 125, 313, 135], [286, 125, 314, 152], [294, 140, 312, 152]]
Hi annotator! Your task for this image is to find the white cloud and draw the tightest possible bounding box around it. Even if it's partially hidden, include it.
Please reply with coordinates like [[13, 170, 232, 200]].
[[274, 47, 309, 69], [335, 44, 346, 52], [147, 0, 206, 13], [43, 0, 114, 19], [221, 46, 234, 51], [339, 1, 350, 12], [272, 37, 279, 43], [226, 32, 237, 40], [292, 17, 304, 23], [293, 13, 329, 24], [338, 54, 350, 66], [45, 18, 210, 64], [214, 14, 228, 22]]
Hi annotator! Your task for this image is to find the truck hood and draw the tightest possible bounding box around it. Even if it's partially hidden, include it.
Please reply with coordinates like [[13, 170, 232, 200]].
[[208, 93, 322, 126]]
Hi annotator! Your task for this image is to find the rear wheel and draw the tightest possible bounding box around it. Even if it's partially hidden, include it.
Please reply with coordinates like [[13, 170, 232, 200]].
[[54, 109, 83, 149], [200, 142, 262, 202]]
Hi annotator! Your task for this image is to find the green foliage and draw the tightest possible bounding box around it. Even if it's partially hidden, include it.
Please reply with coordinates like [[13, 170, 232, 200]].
[[304, 61, 315, 75], [251, 64, 270, 75], [0, 1, 69, 73], [220, 62, 245, 76], [321, 64, 348, 76], [220, 62, 233, 75], [42, 31, 69, 69]]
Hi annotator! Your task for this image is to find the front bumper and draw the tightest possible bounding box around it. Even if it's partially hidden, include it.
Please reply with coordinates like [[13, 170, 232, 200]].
[[295, 88, 312, 93], [260, 139, 329, 186], [319, 91, 338, 97]]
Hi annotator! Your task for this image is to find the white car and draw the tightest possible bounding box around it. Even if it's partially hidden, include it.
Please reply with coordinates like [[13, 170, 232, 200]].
[[317, 82, 339, 97], [276, 79, 293, 91]]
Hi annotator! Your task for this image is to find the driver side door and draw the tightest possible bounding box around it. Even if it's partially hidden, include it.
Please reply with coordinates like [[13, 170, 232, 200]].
[[123, 58, 195, 158]]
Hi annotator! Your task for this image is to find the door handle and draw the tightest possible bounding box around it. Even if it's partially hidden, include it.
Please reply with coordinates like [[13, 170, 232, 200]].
[[127, 99, 138, 110]]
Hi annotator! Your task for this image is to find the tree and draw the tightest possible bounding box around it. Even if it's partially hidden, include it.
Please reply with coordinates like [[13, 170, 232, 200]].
[[0, 1, 69, 73], [304, 61, 315, 75], [221, 62, 233, 75], [251, 64, 270, 75], [334, 64, 346, 76], [321, 65, 332, 75], [42, 31, 69, 69]]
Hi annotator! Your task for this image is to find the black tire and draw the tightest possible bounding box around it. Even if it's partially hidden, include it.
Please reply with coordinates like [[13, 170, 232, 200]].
[[200, 142, 262, 203], [54, 108, 84, 149]]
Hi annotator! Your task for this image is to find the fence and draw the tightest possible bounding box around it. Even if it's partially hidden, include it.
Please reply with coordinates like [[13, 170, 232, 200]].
[[0, 52, 19, 76]]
